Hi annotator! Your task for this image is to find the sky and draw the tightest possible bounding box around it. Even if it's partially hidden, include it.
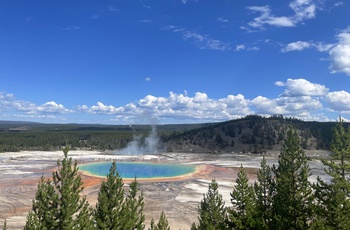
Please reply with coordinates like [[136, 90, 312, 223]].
[[1, 0, 350, 124]]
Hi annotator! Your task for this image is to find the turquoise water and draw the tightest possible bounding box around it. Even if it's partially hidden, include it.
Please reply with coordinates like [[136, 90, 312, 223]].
[[79, 162, 196, 179]]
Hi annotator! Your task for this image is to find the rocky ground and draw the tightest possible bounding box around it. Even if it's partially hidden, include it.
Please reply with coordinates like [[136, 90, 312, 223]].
[[0, 150, 330, 229]]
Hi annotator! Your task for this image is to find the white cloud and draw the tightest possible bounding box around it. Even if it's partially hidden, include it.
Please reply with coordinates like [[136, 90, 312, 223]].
[[274, 81, 285, 86], [0, 92, 15, 109], [180, 0, 198, 4], [247, 5, 295, 28], [235, 44, 246, 51], [246, 0, 317, 30], [62, 25, 80, 31], [251, 96, 284, 114], [217, 17, 229, 23], [277, 78, 329, 97], [4, 78, 350, 123], [251, 95, 322, 116], [37, 101, 71, 114], [329, 28, 350, 76], [281, 41, 311, 52], [144, 77, 151, 82], [80, 92, 252, 123], [281, 40, 334, 52], [138, 19, 153, 23], [0, 92, 72, 117], [289, 0, 316, 22], [89, 102, 119, 114], [108, 5, 116, 11], [278, 96, 322, 111], [325, 90, 350, 111], [164, 25, 232, 51]]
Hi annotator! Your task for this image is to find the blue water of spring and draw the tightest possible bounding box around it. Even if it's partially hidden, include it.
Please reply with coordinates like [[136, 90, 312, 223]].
[[79, 161, 195, 179]]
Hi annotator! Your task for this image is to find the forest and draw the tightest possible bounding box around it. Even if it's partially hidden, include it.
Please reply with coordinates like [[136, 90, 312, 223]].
[[0, 115, 347, 153]]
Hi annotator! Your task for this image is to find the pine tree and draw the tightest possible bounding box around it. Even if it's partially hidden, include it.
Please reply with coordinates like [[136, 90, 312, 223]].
[[94, 161, 126, 229], [312, 118, 350, 229], [52, 147, 92, 229], [148, 211, 170, 230], [272, 128, 313, 230], [122, 178, 145, 230], [254, 156, 275, 230], [229, 164, 256, 230], [24, 176, 59, 229], [192, 178, 228, 230], [25, 147, 92, 229]]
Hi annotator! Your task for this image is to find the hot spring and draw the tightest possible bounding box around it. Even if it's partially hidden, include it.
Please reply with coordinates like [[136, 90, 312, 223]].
[[79, 162, 196, 179]]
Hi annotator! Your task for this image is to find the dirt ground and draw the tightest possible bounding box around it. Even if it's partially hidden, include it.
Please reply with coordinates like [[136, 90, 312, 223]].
[[0, 150, 330, 229]]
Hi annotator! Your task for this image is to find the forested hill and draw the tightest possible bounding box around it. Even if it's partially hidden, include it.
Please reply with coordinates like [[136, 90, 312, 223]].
[[163, 115, 348, 153], [0, 115, 348, 153]]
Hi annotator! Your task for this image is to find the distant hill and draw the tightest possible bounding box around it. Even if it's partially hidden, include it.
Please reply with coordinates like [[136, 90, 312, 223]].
[[0, 116, 347, 153], [163, 115, 346, 153]]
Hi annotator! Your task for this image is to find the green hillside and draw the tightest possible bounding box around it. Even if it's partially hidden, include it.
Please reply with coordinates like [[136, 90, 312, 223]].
[[0, 115, 347, 153]]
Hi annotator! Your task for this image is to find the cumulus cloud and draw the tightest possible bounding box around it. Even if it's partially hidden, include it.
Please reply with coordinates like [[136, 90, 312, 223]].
[[325, 90, 350, 112], [329, 28, 350, 76], [75, 78, 350, 123], [0, 92, 72, 119], [3, 78, 350, 123], [251, 95, 322, 116], [79, 92, 252, 123], [37, 101, 72, 114], [246, 0, 317, 29], [281, 41, 312, 52], [0, 92, 15, 109], [276, 78, 329, 97]]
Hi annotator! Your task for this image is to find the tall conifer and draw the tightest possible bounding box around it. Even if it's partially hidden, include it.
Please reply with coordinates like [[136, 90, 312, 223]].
[[24, 147, 92, 229], [229, 164, 256, 230], [192, 179, 228, 230], [312, 118, 350, 229], [94, 161, 125, 229], [254, 156, 275, 230], [122, 178, 145, 230], [272, 128, 313, 230], [24, 176, 59, 229]]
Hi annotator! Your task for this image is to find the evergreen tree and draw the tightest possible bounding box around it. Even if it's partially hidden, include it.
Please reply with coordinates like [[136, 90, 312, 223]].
[[24, 176, 59, 229], [229, 164, 256, 230], [148, 211, 170, 230], [122, 178, 145, 230], [254, 156, 275, 230], [25, 147, 92, 229], [94, 161, 126, 229], [52, 147, 92, 229], [312, 118, 350, 229], [192, 179, 227, 230], [272, 128, 313, 230]]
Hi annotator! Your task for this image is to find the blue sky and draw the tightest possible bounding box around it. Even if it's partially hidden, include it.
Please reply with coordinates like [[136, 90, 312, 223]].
[[1, 0, 350, 124]]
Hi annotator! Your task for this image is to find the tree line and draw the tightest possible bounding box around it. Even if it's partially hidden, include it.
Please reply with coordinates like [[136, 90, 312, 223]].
[[2, 119, 350, 229]]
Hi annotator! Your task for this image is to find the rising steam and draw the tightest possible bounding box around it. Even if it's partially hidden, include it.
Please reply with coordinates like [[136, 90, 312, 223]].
[[115, 125, 160, 155]]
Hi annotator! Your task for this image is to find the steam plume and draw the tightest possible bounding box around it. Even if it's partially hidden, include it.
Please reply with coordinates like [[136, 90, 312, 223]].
[[115, 125, 160, 155]]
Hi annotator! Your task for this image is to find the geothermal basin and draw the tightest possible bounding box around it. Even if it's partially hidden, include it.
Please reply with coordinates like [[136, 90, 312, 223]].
[[0, 150, 331, 229]]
